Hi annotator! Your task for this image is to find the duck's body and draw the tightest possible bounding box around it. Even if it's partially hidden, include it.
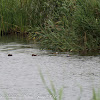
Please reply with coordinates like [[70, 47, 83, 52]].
[[66, 54, 70, 57], [8, 54, 12, 56], [32, 54, 37, 56]]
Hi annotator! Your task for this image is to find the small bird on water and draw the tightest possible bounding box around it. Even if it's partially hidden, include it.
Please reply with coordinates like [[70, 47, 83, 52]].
[[32, 54, 37, 56], [8, 54, 12, 56], [66, 54, 70, 57]]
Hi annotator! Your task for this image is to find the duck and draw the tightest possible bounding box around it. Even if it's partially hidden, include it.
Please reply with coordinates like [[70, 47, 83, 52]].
[[8, 54, 12, 56], [32, 54, 37, 56], [51, 52, 59, 54], [66, 54, 70, 57]]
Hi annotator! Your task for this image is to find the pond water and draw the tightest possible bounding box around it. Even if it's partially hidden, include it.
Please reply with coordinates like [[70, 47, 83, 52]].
[[0, 35, 100, 100]]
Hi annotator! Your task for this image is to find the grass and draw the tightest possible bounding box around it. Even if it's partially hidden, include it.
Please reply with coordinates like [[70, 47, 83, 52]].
[[27, 0, 100, 53], [39, 68, 100, 100], [4, 88, 100, 100], [92, 88, 100, 100], [39, 68, 63, 100], [0, 0, 100, 53]]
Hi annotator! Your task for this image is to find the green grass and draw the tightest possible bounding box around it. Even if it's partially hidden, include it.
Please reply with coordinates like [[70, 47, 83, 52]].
[[39, 69, 100, 100], [27, 0, 100, 52], [39, 68, 63, 100], [92, 88, 100, 100], [0, 0, 100, 53], [4, 88, 100, 100]]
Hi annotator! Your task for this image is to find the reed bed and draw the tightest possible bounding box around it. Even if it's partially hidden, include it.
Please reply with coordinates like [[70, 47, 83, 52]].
[[0, 0, 100, 52]]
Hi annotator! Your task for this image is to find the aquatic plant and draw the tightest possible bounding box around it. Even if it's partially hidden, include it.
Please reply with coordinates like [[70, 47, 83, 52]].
[[39, 69, 63, 100], [92, 88, 100, 100], [0, 0, 100, 52], [29, 0, 100, 52], [73, 0, 100, 51], [0, 0, 28, 35]]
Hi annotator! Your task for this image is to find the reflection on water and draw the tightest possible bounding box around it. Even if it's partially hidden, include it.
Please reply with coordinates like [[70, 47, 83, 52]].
[[78, 50, 100, 56], [0, 35, 100, 100], [0, 34, 29, 44]]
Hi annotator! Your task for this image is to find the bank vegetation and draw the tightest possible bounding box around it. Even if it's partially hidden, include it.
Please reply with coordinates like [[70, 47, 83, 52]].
[[0, 0, 100, 52]]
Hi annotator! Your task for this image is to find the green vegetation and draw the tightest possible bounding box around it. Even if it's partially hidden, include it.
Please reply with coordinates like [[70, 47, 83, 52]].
[[3, 69, 100, 100], [4, 88, 100, 100], [39, 69, 100, 100], [0, 0, 100, 52], [92, 88, 100, 100], [39, 69, 63, 100]]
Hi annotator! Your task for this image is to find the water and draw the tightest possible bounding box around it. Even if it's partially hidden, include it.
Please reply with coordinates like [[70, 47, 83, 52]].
[[0, 35, 100, 100]]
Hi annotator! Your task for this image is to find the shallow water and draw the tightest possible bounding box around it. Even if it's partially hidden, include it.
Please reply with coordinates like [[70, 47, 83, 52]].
[[0, 36, 100, 100]]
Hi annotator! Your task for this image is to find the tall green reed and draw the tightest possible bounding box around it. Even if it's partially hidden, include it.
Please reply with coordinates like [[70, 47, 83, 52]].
[[28, 0, 100, 52], [73, 0, 100, 51], [0, 0, 99, 52], [0, 0, 30, 35]]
